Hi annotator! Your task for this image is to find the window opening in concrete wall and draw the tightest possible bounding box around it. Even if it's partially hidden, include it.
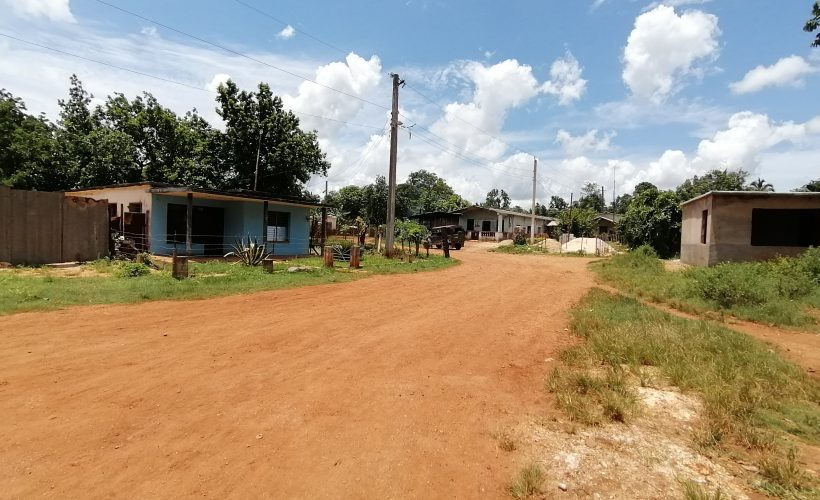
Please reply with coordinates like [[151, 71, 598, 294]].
[[751, 208, 820, 247], [701, 210, 708, 244]]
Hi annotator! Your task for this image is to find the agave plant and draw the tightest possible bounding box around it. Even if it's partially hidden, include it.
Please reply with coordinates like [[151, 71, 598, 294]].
[[225, 235, 271, 266]]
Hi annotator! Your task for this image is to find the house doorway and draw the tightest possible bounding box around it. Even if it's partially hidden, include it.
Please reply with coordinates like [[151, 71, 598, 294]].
[[481, 220, 491, 232]]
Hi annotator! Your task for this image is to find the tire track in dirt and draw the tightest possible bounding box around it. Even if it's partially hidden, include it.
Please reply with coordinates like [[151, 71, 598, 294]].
[[0, 245, 597, 498]]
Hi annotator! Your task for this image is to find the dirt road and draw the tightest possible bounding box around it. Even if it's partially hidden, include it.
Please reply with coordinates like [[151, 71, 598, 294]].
[[0, 245, 596, 498]]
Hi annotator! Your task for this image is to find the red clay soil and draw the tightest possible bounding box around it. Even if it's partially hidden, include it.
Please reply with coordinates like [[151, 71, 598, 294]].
[[0, 245, 597, 498]]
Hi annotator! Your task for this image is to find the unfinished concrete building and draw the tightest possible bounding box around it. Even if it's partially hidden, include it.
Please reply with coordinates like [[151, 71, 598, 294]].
[[680, 191, 820, 266]]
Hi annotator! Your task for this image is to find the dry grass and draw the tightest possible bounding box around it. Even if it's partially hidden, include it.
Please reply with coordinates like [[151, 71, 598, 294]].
[[507, 463, 544, 498], [554, 289, 820, 498]]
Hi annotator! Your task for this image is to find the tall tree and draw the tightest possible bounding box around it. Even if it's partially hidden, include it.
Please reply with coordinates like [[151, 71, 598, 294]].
[[0, 90, 61, 190], [795, 178, 820, 192], [620, 186, 681, 258], [748, 178, 774, 192], [577, 182, 604, 212], [805, 2, 820, 47], [216, 80, 329, 195], [611, 193, 632, 214], [675, 169, 748, 202], [558, 207, 597, 237], [483, 188, 511, 208], [399, 169, 468, 214], [56, 75, 96, 188]]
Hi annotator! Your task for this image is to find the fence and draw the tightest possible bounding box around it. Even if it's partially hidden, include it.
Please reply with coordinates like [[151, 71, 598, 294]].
[[0, 186, 109, 265]]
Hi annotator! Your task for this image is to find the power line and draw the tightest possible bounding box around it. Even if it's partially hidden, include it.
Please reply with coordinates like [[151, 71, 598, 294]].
[[409, 123, 532, 174], [402, 82, 534, 158], [410, 131, 532, 181], [232, 0, 349, 56], [0, 32, 385, 131], [92, 0, 390, 111]]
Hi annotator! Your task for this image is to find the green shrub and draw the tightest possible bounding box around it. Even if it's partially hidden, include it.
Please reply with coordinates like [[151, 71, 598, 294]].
[[796, 246, 820, 284], [117, 262, 151, 278], [513, 232, 527, 245], [633, 244, 659, 258], [687, 263, 769, 308], [768, 257, 815, 299]]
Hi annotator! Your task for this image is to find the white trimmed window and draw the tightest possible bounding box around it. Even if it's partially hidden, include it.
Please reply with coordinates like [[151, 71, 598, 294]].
[[267, 211, 290, 242]]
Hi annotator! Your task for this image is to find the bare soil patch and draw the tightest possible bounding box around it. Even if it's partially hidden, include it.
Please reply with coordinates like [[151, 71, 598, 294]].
[[0, 245, 595, 498]]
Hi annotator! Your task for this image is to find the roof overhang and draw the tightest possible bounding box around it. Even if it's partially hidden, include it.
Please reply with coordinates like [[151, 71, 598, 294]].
[[680, 190, 820, 207]]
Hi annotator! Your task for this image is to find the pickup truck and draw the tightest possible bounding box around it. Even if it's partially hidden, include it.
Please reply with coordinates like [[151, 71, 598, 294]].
[[429, 225, 465, 250]]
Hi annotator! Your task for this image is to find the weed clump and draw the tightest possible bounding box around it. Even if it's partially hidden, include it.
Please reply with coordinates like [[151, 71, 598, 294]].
[[116, 262, 150, 278], [507, 463, 544, 498]]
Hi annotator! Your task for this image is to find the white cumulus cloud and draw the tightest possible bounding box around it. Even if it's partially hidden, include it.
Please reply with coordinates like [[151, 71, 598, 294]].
[[555, 129, 615, 157], [541, 51, 587, 106], [1, 0, 75, 22], [283, 53, 382, 136], [729, 55, 818, 94], [622, 5, 720, 103], [277, 25, 296, 40]]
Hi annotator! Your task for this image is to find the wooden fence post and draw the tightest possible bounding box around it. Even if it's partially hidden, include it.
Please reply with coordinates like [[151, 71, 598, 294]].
[[172, 250, 188, 279], [350, 245, 360, 269], [323, 246, 334, 268]]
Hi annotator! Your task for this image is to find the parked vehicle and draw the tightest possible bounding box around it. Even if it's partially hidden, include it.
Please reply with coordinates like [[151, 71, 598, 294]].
[[430, 225, 465, 250]]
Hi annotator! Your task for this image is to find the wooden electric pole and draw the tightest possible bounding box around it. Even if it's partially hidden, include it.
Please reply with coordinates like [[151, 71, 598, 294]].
[[530, 157, 537, 243], [385, 73, 402, 257]]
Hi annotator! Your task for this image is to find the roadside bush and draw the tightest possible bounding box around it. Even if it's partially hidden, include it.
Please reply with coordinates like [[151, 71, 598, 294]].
[[796, 246, 820, 284], [513, 232, 527, 245], [768, 257, 815, 299], [117, 262, 150, 278], [687, 263, 769, 308]]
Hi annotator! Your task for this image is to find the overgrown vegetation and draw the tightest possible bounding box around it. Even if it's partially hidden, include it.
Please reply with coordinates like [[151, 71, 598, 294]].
[[507, 463, 544, 499], [0, 254, 456, 315], [594, 246, 820, 328], [552, 289, 820, 497]]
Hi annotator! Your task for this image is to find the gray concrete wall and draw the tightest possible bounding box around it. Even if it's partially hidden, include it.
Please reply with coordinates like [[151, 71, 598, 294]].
[[681, 193, 820, 266], [0, 186, 108, 265], [680, 195, 713, 266]]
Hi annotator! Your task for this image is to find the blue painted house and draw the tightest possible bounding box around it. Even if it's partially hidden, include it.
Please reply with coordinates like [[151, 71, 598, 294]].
[[69, 182, 323, 257]]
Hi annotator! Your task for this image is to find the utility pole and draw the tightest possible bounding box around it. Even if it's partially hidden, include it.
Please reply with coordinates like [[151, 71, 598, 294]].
[[324, 180, 328, 201], [530, 157, 537, 243], [601, 185, 605, 212], [253, 128, 263, 191], [384, 73, 403, 257]]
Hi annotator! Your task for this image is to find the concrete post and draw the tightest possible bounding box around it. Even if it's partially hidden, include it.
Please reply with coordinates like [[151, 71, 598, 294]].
[[496, 213, 503, 241]]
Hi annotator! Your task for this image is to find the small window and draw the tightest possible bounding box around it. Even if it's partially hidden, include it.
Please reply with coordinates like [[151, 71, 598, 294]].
[[700, 209, 708, 244], [267, 211, 290, 242], [128, 202, 143, 213], [108, 203, 118, 218]]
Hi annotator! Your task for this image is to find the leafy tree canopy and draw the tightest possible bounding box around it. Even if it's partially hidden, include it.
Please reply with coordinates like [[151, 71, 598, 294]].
[[620, 188, 682, 258], [675, 169, 749, 202], [805, 2, 820, 47], [576, 182, 604, 212], [557, 206, 597, 237], [483, 188, 511, 209], [795, 178, 820, 192]]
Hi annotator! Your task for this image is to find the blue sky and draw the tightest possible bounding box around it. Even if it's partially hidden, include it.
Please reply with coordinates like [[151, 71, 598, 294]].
[[1, 0, 818, 205]]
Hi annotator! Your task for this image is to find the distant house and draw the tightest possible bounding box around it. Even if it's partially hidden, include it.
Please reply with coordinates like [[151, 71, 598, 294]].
[[595, 213, 620, 239], [680, 191, 820, 266], [69, 182, 325, 257], [458, 206, 553, 241], [411, 211, 462, 229], [411, 206, 552, 241]]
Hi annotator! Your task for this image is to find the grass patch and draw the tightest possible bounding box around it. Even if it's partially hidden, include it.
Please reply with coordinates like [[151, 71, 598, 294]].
[[491, 244, 550, 255], [491, 429, 517, 452], [554, 289, 820, 497], [593, 246, 820, 329], [0, 254, 457, 315], [547, 365, 639, 425], [507, 463, 544, 498], [679, 479, 726, 500]]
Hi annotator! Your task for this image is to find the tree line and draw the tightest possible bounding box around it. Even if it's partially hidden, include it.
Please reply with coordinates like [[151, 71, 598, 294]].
[[1, 76, 328, 199]]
